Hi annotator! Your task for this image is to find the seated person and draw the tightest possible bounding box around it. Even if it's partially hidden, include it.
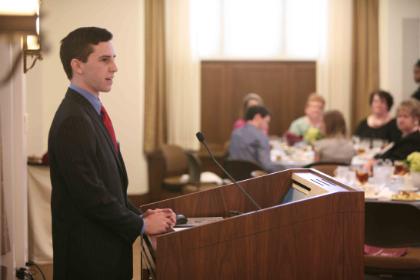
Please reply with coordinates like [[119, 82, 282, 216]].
[[287, 93, 325, 139], [412, 59, 420, 101], [233, 92, 264, 131], [228, 106, 284, 173], [354, 90, 400, 143], [314, 110, 355, 164], [375, 99, 420, 161]]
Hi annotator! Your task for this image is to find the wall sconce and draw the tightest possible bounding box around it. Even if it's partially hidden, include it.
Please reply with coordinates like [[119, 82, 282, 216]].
[[0, 14, 38, 34], [22, 34, 42, 73], [0, 11, 41, 86]]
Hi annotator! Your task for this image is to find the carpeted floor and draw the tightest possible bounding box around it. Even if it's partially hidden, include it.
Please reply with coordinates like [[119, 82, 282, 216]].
[[30, 238, 141, 280]]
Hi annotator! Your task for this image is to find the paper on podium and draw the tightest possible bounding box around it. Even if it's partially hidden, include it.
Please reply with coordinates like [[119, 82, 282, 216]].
[[174, 216, 224, 228]]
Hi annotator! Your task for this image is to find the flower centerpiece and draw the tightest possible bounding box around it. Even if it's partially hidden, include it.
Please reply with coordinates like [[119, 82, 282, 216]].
[[406, 152, 420, 189], [303, 127, 323, 145]]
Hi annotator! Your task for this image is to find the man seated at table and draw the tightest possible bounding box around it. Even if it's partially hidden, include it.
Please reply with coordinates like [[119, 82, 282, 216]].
[[228, 106, 284, 173]]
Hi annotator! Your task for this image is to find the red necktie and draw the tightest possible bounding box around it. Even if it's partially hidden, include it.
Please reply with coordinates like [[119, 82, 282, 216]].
[[100, 105, 119, 153]]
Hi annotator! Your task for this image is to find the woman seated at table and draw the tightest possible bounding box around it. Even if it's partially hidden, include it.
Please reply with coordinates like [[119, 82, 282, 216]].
[[233, 92, 264, 131], [354, 90, 401, 143], [313, 110, 355, 164], [375, 99, 420, 161], [287, 93, 325, 139]]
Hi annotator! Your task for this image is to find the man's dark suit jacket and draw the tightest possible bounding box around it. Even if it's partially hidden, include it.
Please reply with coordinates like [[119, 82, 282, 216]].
[[48, 88, 143, 280]]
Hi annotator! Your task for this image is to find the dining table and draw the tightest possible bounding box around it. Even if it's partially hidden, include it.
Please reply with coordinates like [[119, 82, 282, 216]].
[[270, 138, 315, 168]]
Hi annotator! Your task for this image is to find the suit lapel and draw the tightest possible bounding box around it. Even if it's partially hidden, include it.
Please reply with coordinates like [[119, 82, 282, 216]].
[[65, 90, 128, 187]]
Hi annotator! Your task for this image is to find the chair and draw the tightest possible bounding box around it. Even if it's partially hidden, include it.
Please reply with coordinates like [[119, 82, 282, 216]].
[[160, 144, 190, 192], [364, 201, 420, 278], [181, 151, 219, 194], [223, 159, 267, 181], [149, 145, 217, 199], [304, 161, 349, 177]]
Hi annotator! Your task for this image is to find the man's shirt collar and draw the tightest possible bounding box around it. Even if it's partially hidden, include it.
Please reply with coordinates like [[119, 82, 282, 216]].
[[69, 84, 101, 115]]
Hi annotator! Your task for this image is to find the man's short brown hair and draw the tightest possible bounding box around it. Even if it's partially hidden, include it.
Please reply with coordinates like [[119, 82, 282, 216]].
[[60, 27, 113, 80]]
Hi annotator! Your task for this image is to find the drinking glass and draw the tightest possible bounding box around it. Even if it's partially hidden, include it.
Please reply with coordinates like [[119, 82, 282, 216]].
[[373, 159, 393, 187], [335, 166, 356, 186], [355, 166, 369, 185], [394, 160, 408, 175]]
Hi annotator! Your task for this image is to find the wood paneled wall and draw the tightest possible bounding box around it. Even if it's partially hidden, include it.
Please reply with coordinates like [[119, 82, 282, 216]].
[[201, 60, 316, 151]]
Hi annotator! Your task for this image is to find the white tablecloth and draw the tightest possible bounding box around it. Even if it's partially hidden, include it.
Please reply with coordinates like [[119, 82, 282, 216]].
[[270, 139, 314, 168], [28, 165, 52, 264]]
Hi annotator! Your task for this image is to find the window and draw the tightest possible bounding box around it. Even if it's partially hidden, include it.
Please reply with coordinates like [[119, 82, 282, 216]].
[[190, 0, 326, 59]]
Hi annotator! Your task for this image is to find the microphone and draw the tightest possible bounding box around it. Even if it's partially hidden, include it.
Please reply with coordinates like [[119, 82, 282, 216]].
[[195, 132, 261, 210]]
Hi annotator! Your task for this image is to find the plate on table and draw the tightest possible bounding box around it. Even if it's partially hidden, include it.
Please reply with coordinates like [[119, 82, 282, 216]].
[[398, 185, 418, 192], [360, 183, 380, 199], [391, 191, 420, 201]]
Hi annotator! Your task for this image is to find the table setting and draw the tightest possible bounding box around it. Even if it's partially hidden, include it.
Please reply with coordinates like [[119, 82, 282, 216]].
[[334, 155, 420, 203], [269, 138, 315, 168]]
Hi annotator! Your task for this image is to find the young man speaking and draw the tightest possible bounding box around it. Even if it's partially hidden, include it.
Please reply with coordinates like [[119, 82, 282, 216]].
[[49, 27, 175, 280]]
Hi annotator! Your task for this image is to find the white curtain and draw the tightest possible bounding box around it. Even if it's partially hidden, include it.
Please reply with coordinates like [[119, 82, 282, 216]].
[[165, 0, 201, 150], [317, 0, 353, 127], [190, 0, 325, 60]]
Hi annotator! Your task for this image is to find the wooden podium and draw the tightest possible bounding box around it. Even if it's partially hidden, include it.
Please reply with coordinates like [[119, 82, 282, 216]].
[[140, 168, 364, 280]]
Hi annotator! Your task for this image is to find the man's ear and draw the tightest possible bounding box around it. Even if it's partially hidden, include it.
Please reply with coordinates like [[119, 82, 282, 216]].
[[70, 58, 83, 75]]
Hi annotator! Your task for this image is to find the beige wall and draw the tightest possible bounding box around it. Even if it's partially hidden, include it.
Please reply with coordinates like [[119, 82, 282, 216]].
[[380, 0, 420, 112], [26, 0, 148, 194]]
